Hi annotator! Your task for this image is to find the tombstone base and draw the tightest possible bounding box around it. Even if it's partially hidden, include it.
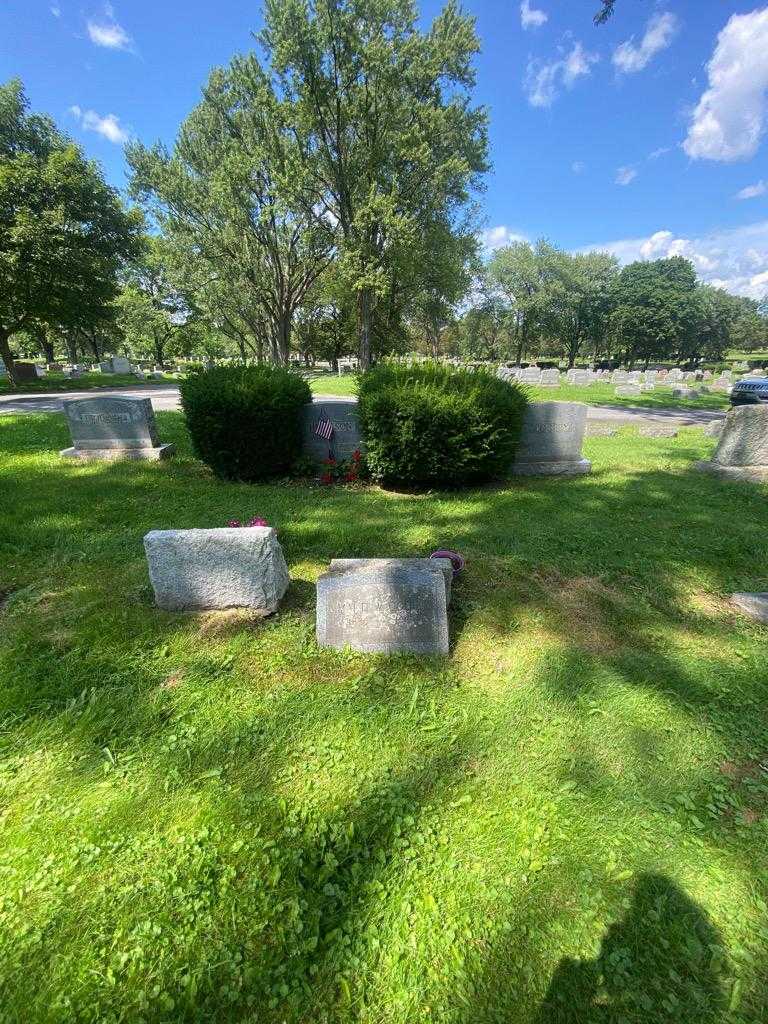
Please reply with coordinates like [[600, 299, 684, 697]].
[[694, 460, 768, 483], [511, 458, 591, 476], [731, 592, 768, 624], [61, 443, 175, 462]]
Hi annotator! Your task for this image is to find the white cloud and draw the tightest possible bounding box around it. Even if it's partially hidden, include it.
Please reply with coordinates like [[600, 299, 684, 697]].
[[735, 181, 767, 200], [683, 7, 768, 162], [520, 0, 547, 30], [571, 160, 586, 174], [582, 221, 768, 298], [86, 3, 132, 50], [613, 12, 678, 74], [51, 4, 61, 16], [648, 146, 671, 160], [479, 225, 528, 252], [615, 166, 637, 186], [525, 42, 598, 108], [69, 105, 129, 144]]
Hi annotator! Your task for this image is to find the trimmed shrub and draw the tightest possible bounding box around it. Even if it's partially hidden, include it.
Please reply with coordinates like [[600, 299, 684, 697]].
[[180, 364, 311, 481], [357, 362, 528, 488]]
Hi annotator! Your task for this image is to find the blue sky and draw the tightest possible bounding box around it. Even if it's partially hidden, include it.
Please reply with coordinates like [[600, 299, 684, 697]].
[[1, 0, 767, 297]]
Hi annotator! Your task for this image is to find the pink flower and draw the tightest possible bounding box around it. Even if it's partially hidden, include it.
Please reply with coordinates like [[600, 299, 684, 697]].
[[247, 517, 268, 527], [227, 519, 242, 528]]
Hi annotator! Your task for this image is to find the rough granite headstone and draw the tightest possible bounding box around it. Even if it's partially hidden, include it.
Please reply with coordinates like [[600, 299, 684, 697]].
[[539, 369, 561, 388], [615, 384, 641, 398], [672, 388, 699, 399], [12, 362, 40, 382], [301, 400, 363, 462], [696, 405, 768, 482], [705, 420, 724, 438], [61, 396, 174, 461], [144, 526, 289, 612], [730, 592, 768, 624], [316, 559, 449, 654], [511, 401, 591, 476]]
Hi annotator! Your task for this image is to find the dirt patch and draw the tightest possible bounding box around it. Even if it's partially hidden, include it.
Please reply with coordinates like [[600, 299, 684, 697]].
[[685, 590, 738, 620], [160, 671, 184, 690], [197, 607, 270, 638], [529, 569, 628, 655], [719, 759, 768, 783]]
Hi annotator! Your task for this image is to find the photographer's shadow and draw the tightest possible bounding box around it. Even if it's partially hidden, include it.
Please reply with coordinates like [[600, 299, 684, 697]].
[[534, 873, 726, 1023]]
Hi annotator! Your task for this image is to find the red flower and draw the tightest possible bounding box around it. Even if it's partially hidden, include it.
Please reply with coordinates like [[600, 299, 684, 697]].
[[352, 449, 362, 463], [323, 457, 337, 466], [343, 471, 356, 482], [320, 473, 333, 485]]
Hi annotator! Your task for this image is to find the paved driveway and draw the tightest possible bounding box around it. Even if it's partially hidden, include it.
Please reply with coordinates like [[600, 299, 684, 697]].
[[0, 384, 724, 426]]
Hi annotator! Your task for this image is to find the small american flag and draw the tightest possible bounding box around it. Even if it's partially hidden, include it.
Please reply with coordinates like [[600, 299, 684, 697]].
[[314, 411, 334, 441]]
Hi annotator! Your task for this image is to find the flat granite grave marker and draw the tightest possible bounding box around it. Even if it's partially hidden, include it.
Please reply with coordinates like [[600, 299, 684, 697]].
[[144, 526, 289, 612], [511, 401, 591, 476], [301, 400, 364, 462], [696, 405, 768, 482], [61, 396, 175, 461], [317, 559, 450, 655]]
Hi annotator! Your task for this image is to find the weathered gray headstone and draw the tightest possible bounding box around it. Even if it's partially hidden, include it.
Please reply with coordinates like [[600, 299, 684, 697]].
[[61, 396, 174, 461], [144, 527, 289, 612], [301, 400, 363, 462], [615, 384, 641, 398], [672, 387, 699, 399], [316, 559, 449, 654], [730, 592, 768, 624], [696, 405, 768, 482], [539, 368, 561, 388], [705, 419, 723, 438], [12, 362, 40, 382], [510, 401, 591, 476], [328, 558, 453, 604]]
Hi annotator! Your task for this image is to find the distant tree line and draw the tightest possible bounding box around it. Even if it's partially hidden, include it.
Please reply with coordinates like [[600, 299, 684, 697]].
[[434, 241, 767, 368], [1, 0, 766, 385]]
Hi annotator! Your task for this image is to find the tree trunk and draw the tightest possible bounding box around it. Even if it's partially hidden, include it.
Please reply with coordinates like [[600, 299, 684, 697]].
[[65, 334, 79, 365], [358, 288, 373, 370], [41, 337, 55, 363], [0, 328, 18, 387], [275, 311, 291, 365], [153, 333, 165, 368]]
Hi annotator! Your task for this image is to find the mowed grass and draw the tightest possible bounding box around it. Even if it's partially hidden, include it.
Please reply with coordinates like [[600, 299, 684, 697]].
[[311, 374, 730, 411], [1, 411, 767, 1024], [0, 371, 180, 394]]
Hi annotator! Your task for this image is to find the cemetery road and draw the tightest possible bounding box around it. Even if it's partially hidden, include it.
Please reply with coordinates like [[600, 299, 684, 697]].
[[0, 385, 724, 427]]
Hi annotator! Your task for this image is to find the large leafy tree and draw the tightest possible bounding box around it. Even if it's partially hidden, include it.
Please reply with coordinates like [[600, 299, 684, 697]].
[[543, 248, 619, 367], [486, 241, 551, 364], [609, 256, 700, 367], [263, 0, 488, 368], [0, 80, 141, 385], [128, 59, 334, 366], [117, 236, 186, 367]]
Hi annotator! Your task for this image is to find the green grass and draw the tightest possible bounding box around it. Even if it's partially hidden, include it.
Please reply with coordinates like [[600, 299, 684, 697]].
[[1, 412, 767, 1023], [312, 375, 730, 412], [0, 371, 179, 394]]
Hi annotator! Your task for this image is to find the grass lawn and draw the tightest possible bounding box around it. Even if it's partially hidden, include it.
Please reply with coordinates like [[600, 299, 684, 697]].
[[0, 372, 180, 394], [311, 375, 731, 412], [1, 411, 767, 1023]]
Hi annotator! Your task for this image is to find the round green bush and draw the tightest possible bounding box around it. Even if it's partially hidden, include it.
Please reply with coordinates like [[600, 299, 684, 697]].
[[180, 364, 311, 481], [357, 362, 528, 488]]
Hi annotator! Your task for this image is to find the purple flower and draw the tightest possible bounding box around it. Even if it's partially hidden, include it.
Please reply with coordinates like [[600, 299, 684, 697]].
[[247, 517, 268, 527], [227, 519, 242, 528]]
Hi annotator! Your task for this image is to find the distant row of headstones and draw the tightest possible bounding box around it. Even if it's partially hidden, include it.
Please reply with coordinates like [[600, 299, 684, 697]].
[[497, 364, 761, 393], [0, 356, 180, 381]]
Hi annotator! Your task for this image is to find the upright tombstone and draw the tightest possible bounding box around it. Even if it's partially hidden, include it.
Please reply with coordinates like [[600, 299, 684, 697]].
[[521, 366, 542, 385], [615, 384, 641, 398], [111, 356, 132, 374], [510, 401, 591, 476], [12, 362, 40, 383], [539, 368, 561, 388], [301, 400, 364, 462], [144, 526, 289, 612], [60, 396, 175, 461], [696, 405, 768, 482], [316, 558, 451, 655]]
